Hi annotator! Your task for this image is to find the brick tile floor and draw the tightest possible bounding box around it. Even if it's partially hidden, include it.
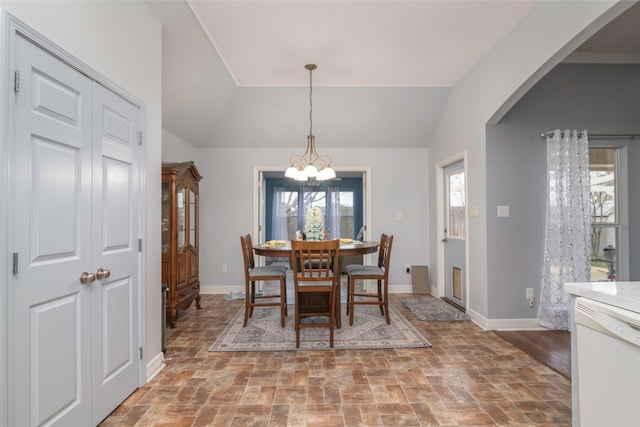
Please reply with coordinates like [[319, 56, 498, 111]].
[[99, 293, 571, 426]]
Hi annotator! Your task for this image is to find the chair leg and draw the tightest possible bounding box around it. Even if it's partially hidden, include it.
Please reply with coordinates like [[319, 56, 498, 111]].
[[345, 276, 350, 315], [279, 277, 286, 328], [377, 280, 385, 316], [349, 276, 356, 326], [243, 287, 250, 327], [243, 280, 254, 327], [329, 291, 335, 348], [383, 280, 390, 324]]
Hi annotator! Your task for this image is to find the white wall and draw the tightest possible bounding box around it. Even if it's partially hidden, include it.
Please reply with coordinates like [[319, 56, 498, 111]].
[[164, 145, 430, 293], [162, 129, 199, 162], [428, 1, 629, 326], [0, 0, 163, 385]]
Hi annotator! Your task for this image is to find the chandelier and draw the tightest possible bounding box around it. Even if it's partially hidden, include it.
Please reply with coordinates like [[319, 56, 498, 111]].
[[285, 64, 336, 181]]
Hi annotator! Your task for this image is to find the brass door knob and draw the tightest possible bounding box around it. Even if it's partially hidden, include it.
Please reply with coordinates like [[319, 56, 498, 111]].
[[80, 272, 96, 284], [96, 268, 111, 280]]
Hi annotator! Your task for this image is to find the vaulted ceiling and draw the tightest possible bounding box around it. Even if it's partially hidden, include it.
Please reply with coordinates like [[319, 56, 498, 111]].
[[148, 1, 640, 148]]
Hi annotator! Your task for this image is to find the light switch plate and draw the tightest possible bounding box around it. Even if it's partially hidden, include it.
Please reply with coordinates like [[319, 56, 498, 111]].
[[497, 205, 509, 218], [469, 206, 478, 217]]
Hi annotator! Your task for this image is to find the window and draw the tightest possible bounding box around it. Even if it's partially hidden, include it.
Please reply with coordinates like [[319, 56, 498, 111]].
[[589, 148, 618, 281], [448, 171, 465, 239], [265, 178, 363, 241]]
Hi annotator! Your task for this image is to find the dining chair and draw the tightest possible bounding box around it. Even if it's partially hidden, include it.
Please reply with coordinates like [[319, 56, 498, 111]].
[[240, 234, 288, 327], [345, 233, 394, 326], [290, 239, 340, 348]]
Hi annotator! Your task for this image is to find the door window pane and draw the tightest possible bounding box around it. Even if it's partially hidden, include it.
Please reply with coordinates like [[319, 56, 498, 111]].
[[339, 191, 355, 238], [285, 191, 298, 240], [448, 171, 465, 238]]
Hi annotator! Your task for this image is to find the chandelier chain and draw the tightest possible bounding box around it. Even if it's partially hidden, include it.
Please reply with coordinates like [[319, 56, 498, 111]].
[[309, 66, 313, 136]]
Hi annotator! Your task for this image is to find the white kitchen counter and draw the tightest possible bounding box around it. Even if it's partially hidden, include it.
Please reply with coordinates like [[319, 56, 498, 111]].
[[565, 281, 640, 314]]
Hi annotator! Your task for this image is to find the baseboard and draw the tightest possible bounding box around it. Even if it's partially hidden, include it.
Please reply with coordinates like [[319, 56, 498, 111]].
[[486, 317, 547, 331], [201, 285, 242, 294], [146, 351, 165, 383]]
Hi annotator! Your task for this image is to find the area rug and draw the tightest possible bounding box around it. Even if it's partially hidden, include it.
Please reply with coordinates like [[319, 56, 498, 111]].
[[209, 305, 431, 351], [401, 297, 470, 321]]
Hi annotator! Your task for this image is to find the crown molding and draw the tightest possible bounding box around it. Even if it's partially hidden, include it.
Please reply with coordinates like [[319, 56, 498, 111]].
[[563, 52, 640, 64]]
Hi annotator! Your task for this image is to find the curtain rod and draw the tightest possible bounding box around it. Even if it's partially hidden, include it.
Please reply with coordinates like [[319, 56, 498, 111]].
[[540, 131, 640, 140]]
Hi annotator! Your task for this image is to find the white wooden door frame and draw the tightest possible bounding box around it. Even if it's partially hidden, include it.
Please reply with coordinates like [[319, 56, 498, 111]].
[[435, 151, 469, 304], [0, 12, 147, 425]]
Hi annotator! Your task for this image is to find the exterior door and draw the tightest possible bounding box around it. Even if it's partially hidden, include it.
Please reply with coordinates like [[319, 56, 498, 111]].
[[10, 34, 140, 426], [443, 160, 466, 308]]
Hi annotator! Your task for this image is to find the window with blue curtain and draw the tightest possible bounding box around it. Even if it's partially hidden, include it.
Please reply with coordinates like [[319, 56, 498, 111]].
[[265, 178, 363, 241]]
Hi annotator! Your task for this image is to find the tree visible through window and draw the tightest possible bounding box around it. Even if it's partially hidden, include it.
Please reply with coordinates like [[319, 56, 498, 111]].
[[589, 147, 617, 281], [448, 171, 465, 238]]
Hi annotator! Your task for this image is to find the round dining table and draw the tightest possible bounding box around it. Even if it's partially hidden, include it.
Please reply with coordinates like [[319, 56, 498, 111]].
[[253, 240, 380, 328], [253, 240, 380, 258]]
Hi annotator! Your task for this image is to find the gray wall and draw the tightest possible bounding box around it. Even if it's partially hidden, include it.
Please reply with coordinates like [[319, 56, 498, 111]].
[[487, 63, 640, 319]]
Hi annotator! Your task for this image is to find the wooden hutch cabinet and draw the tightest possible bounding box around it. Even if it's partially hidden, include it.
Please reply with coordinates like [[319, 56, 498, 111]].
[[162, 161, 203, 328]]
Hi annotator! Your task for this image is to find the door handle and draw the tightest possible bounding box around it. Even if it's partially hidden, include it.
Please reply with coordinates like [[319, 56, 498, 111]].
[[442, 238, 448, 243], [80, 272, 96, 284], [96, 268, 111, 280]]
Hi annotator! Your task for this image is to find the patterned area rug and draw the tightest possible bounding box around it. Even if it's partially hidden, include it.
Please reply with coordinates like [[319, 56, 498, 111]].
[[401, 297, 470, 321], [209, 305, 431, 351]]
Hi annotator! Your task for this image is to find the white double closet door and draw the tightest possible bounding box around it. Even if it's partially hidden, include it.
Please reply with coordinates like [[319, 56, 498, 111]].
[[10, 34, 142, 426]]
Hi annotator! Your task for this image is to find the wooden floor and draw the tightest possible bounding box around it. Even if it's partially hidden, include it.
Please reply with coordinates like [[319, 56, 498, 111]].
[[494, 330, 571, 379]]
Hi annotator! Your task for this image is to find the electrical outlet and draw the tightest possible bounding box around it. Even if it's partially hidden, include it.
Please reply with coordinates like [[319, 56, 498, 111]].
[[405, 264, 411, 274], [526, 288, 534, 308], [221, 264, 228, 273]]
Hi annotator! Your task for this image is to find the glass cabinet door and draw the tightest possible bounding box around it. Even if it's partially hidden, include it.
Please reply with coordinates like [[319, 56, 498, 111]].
[[161, 182, 169, 253], [177, 188, 186, 249], [189, 188, 196, 248]]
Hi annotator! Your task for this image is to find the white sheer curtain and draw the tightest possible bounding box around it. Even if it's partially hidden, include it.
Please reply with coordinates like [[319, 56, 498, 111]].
[[327, 187, 341, 239], [271, 187, 288, 240], [538, 129, 591, 330]]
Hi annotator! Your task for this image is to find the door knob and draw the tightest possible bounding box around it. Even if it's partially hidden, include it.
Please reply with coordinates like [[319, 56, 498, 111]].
[[80, 272, 96, 284], [96, 268, 111, 280]]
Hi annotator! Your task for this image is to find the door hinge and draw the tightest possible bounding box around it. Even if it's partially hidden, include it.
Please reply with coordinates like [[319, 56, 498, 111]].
[[137, 131, 143, 146], [12, 252, 18, 275], [138, 238, 142, 252], [139, 347, 143, 359], [14, 70, 20, 93]]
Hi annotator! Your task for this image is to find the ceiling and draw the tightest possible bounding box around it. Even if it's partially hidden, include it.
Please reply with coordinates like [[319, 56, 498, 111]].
[[187, 0, 538, 87], [149, 1, 640, 148]]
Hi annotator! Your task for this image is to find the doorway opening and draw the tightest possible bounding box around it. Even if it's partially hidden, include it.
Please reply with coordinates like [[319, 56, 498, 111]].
[[436, 152, 469, 310]]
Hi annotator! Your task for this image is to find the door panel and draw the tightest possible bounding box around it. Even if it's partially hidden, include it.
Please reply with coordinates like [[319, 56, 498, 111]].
[[91, 83, 140, 423], [12, 34, 93, 427], [11, 35, 141, 426], [443, 160, 466, 308]]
